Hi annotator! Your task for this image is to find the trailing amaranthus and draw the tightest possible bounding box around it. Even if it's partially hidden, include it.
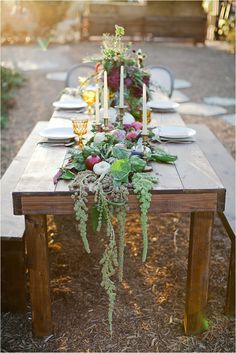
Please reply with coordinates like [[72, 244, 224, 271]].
[[132, 173, 158, 262]]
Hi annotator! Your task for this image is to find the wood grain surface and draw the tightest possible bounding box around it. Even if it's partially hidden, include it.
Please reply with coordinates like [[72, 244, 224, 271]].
[[25, 215, 52, 337], [13, 112, 225, 215], [1, 121, 48, 238]]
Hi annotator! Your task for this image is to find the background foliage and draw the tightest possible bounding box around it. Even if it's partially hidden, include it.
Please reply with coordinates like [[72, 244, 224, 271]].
[[1, 66, 25, 128]]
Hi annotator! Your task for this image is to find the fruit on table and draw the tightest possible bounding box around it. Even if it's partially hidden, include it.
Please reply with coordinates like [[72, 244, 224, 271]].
[[85, 154, 102, 170]]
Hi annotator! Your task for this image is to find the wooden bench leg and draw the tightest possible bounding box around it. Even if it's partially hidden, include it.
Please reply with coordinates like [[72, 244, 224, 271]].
[[184, 211, 214, 335], [225, 238, 235, 316], [1, 237, 26, 312], [25, 215, 53, 337]]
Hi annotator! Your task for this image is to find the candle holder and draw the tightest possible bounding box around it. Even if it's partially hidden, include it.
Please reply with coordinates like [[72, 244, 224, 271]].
[[141, 132, 153, 172], [103, 116, 109, 132], [115, 105, 128, 128]]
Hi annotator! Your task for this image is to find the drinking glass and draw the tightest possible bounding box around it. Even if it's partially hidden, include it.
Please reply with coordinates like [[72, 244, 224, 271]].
[[82, 87, 96, 115], [72, 117, 89, 149]]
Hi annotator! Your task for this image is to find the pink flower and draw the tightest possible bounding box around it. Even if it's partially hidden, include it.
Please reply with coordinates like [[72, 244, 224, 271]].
[[107, 123, 114, 131], [107, 67, 120, 91], [126, 131, 139, 141], [131, 121, 142, 130]]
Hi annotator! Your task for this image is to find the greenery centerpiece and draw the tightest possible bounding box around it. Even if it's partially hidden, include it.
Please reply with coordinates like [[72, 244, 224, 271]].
[[55, 121, 177, 334], [85, 25, 151, 119]]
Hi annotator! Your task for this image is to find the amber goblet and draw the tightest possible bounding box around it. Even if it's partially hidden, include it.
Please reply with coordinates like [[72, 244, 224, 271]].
[[82, 88, 96, 115], [72, 117, 89, 149]]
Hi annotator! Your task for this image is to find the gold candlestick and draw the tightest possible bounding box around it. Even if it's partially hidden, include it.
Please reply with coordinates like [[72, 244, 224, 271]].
[[141, 132, 153, 172], [103, 116, 109, 132], [115, 105, 128, 128]]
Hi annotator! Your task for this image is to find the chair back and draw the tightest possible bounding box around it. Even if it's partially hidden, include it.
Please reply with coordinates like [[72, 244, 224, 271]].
[[66, 63, 95, 88], [147, 65, 174, 98]]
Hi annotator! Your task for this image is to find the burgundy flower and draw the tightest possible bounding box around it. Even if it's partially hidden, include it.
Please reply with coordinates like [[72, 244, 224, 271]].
[[143, 75, 150, 86], [107, 67, 120, 91], [125, 77, 132, 88], [124, 123, 133, 130], [132, 86, 143, 98]]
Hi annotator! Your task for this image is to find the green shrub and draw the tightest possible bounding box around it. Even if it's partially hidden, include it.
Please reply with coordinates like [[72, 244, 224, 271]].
[[1, 66, 25, 128]]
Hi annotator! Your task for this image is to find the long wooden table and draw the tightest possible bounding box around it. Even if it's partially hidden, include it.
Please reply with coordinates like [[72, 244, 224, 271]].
[[12, 110, 225, 337]]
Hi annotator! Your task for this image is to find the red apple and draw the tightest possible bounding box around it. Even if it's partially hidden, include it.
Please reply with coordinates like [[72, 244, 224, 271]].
[[85, 154, 102, 170]]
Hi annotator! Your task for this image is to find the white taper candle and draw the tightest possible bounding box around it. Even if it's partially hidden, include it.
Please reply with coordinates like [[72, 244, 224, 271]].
[[95, 84, 100, 124], [103, 71, 108, 121], [142, 83, 147, 135], [119, 65, 124, 106]]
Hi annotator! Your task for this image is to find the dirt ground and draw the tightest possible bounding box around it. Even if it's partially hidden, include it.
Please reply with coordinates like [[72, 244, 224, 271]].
[[1, 42, 235, 352]]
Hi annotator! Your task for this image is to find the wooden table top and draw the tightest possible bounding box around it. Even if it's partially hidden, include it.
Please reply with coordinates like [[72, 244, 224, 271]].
[[13, 110, 226, 215]]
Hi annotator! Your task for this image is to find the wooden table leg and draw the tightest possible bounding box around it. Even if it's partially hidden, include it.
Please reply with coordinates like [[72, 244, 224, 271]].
[[25, 215, 53, 337], [184, 211, 214, 335], [225, 237, 235, 316]]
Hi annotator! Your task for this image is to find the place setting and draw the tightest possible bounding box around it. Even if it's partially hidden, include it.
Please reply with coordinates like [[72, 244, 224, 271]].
[[151, 125, 196, 144], [38, 126, 76, 147], [52, 94, 88, 118], [147, 99, 179, 113]]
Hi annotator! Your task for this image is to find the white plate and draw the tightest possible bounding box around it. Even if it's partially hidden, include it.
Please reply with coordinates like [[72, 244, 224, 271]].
[[147, 100, 179, 111], [53, 100, 87, 110], [39, 127, 76, 140], [153, 126, 196, 139]]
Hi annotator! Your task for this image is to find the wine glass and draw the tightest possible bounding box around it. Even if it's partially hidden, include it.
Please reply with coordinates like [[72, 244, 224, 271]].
[[72, 117, 89, 149], [82, 86, 96, 115]]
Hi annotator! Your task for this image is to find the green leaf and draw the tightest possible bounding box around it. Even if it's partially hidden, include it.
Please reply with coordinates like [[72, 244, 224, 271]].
[[130, 156, 146, 173], [149, 148, 177, 164], [66, 161, 86, 172], [111, 159, 131, 186], [82, 145, 100, 159], [112, 146, 130, 160], [60, 169, 76, 180]]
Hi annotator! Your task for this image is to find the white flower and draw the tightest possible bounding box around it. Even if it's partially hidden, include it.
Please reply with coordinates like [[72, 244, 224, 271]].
[[94, 132, 106, 144], [93, 161, 111, 175]]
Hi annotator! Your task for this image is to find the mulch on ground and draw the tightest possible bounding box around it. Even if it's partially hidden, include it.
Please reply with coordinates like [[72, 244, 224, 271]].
[[1, 213, 235, 352]]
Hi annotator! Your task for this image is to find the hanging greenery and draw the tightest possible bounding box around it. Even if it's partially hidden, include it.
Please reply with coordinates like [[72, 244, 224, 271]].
[[54, 125, 177, 334], [132, 173, 158, 262]]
